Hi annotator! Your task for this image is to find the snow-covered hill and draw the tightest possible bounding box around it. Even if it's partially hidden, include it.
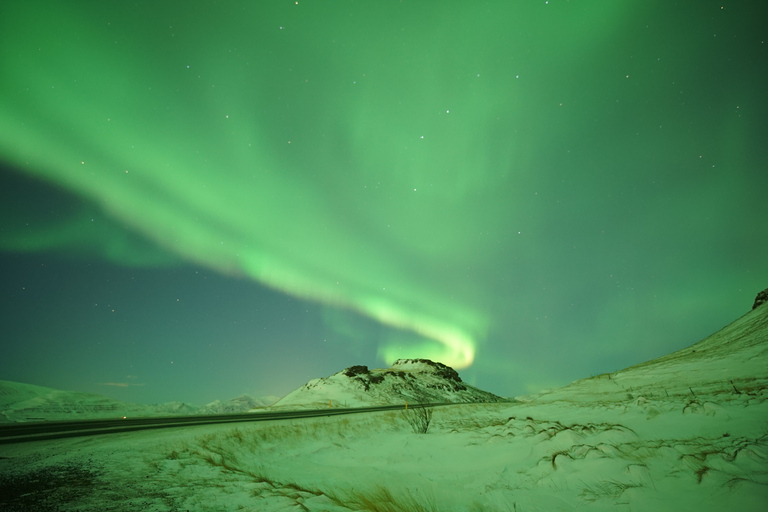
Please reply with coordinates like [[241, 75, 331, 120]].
[[198, 394, 279, 415], [0, 357, 496, 421], [523, 297, 768, 404], [1, 300, 766, 511], [0, 381, 273, 422], [264, 358, 504, 410], [0, 381, 156, 422]]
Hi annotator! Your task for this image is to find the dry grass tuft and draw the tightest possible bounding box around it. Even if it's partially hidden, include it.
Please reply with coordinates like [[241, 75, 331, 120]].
[[579, 478, 644, 503], [326, 485, 439, 512]]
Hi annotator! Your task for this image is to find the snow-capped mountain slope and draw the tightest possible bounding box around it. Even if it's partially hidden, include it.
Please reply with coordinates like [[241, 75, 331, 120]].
[[524, 299, 768, 403], [0, 381, 270, 422], [0, 381, 156, 422], [265, 358, 504, 410], [198, 394, 279, 415], [2, 300, 766, 511]]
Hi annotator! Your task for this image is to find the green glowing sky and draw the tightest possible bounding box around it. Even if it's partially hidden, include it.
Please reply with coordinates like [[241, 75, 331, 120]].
[[1, 1, 766, 404]]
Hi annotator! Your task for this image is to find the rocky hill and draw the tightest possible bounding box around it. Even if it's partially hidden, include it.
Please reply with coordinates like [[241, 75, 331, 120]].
[[264, 359, 504, 410]]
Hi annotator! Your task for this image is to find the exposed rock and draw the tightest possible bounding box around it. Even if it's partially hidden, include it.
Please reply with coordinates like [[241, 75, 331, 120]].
[[392, 359, 462, 382], [753, 287, 768, 310], [268, 359, 505, 410], [343, 365, 370, 377]]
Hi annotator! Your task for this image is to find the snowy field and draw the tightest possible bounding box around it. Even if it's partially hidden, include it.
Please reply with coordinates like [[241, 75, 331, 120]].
[[1, 306, 766, 511], [1, 397, 765, 511]]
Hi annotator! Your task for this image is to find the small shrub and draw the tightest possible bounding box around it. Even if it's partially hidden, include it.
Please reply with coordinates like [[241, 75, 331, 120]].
[[404, 403, 432, 434]]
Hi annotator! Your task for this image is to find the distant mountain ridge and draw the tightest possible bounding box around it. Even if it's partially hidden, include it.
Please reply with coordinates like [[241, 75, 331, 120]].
[[263, 358, 504, 410], [0, 380, 276, 423], [8, 293, 764, 422], [198, 394, 280, 415]]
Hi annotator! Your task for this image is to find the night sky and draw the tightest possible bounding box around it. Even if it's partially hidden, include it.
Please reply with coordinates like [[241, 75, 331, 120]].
[[1, 1, 766, 405]]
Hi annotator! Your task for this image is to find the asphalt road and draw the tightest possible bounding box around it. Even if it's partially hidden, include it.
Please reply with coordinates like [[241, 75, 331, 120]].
[[0, 404, 429, 445]]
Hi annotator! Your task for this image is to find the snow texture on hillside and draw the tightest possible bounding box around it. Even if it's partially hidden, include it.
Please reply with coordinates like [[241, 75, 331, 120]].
[[524, 299, 768, 404], [265, 358, 504, 410], [0, 381, 274, 422], [198, 395, 280, 415], [1, 303, 766, 511]]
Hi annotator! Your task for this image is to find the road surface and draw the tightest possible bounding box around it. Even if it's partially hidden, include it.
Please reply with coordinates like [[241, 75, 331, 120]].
[[0, 404, 436, 444]]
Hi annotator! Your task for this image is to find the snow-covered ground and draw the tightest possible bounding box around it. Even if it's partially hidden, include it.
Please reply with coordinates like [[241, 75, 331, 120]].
[[1, 305, 766, 511]]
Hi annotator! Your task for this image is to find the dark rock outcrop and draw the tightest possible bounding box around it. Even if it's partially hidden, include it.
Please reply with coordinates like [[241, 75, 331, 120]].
[[320, 359, 503, 403], [392, 359, 462, 382], [343, 365, 370, 377], [753, 288, 768, 310]]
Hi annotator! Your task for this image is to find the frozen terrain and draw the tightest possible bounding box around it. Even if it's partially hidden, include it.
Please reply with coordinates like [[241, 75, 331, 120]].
[[1, 304, 766, 511], [263, 358, 504, 411], [0, 380, 277, 423]]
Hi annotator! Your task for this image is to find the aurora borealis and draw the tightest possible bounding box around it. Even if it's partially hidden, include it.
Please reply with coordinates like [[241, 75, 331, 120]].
[[1, 1, 766, 404]]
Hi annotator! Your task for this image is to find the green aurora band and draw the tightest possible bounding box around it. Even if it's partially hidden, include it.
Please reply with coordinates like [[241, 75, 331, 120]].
[[6, 2, 616, 368], [3, 1, 725, 372]]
